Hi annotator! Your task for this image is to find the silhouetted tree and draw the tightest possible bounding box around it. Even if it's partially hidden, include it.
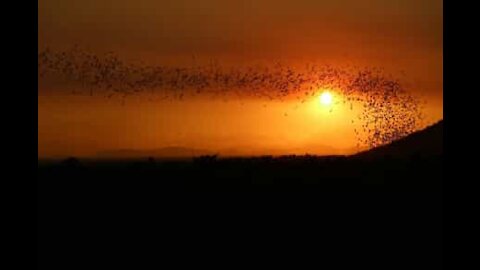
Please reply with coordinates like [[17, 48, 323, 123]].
[[61, 157, 81, 168]]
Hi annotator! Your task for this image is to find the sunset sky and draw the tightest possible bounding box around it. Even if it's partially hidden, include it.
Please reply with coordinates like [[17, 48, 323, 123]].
[[38, 0, 443, 158]]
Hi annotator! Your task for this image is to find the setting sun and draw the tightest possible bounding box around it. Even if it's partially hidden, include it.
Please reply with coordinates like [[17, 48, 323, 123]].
[[319, 91, 333, 106]]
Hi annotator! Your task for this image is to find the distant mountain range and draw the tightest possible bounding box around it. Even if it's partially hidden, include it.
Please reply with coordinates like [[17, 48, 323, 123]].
[[96, 144, 356, 159], [217, 143, 349, 157], [96, 147, 215, 158]]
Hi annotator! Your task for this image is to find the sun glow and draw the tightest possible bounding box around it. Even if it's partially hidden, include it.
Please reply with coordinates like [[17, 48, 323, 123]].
[[319, 91, 333, 106]]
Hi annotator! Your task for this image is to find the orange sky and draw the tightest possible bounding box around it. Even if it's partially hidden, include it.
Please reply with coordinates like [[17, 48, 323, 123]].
[[38, 0, 443, 158]]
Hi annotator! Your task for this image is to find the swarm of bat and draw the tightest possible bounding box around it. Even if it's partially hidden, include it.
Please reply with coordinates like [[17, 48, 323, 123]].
[[38, 46, 423, 149]]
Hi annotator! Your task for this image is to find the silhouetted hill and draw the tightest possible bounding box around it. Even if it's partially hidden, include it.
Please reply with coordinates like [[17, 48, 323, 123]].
[[354, 120, 443, 159], [96, 146, 215, 159]]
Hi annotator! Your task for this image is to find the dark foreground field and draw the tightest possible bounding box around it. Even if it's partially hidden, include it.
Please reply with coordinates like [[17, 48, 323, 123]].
[[38, 153, 442, 192], [37, 155, 443, 267], [37, 121, 443, 268]]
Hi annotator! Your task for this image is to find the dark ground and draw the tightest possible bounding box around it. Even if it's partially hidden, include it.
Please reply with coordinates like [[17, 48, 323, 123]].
[[37, 154, 442, 267], [37, 121, 443, 268], [38, 153, 442, 192]]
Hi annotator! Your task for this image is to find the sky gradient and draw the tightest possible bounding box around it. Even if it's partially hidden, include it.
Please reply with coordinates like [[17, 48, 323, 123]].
[[38, 0, 443, 158]]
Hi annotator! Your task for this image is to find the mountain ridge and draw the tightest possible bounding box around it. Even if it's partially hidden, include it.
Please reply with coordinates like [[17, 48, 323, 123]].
[[353, 120, 443, 159]]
